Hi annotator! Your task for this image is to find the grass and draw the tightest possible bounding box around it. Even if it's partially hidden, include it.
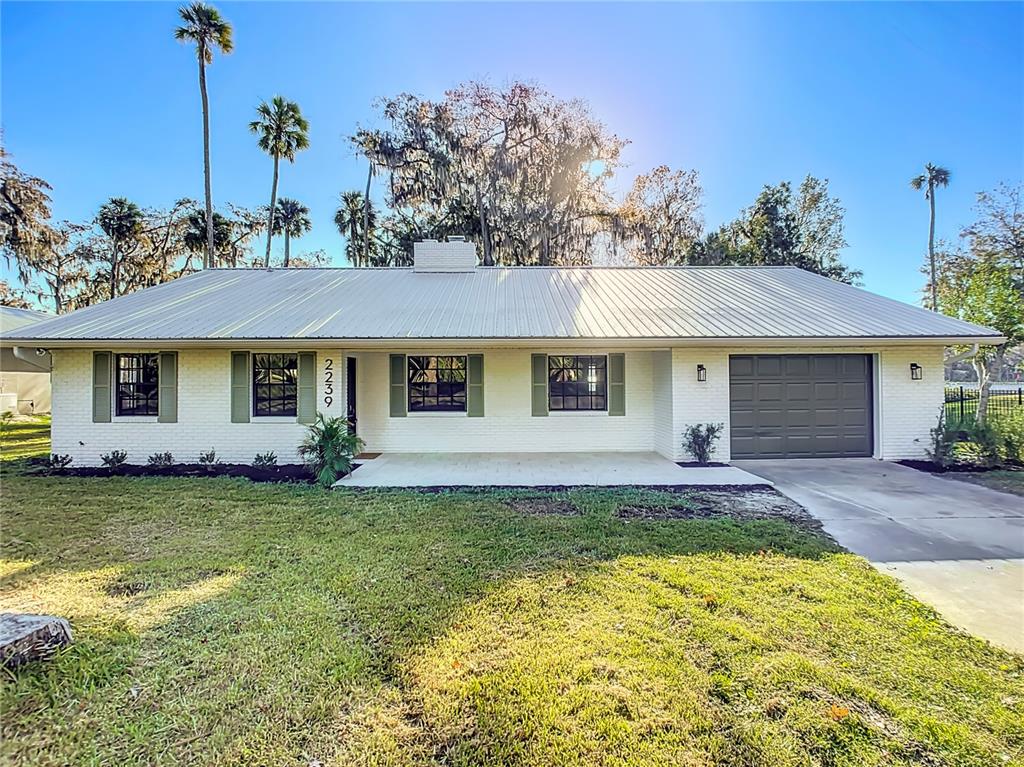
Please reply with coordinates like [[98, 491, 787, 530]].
[[946, 469, 1024, 497], [0, 415, 51, 462], [944, 393, 1024, 424], [1, 424, 1022, 766]]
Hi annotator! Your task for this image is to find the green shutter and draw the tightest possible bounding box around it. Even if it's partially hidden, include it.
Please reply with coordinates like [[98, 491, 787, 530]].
[[297, 352, 317, 424], [608, 353, 625, 416], [389, 354, 407, 417], [157, 352, 177, 423], [230, 351, 250, 423], [531, 354, 548, 417], [467, 354, 484, 417], [92, 351, 112, 423]]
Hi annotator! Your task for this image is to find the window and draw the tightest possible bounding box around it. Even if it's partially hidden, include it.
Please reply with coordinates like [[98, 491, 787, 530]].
[[408, 355, 467, 412], [252, 353, 298, 416], [116, 353, 159, 416], [548, 355, 607, 411]]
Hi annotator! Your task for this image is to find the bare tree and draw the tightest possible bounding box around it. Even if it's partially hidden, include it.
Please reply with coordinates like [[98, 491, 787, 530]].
[[616, 166, 703, 265], [354, 81, 626, 266]]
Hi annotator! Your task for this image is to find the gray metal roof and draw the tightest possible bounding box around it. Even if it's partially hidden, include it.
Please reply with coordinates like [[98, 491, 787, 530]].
[[0, 305, 53, 333], [1, 266, 1003, 344]]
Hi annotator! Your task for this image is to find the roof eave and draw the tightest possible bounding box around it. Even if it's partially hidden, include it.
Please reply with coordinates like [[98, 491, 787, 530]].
[[0, 334, 1007, 349]]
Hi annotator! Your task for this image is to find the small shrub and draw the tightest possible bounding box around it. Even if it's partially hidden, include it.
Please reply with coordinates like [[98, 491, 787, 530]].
[[101, 450, 128, 468], [48, 453, 73, 470], [993, 410, 1024, 463], [0, 411, 14, 435], [956, 420, 1004, 468], [147, 452, 174, 467], [197, 449, 219, 466], [682, 423, 724, 465], [927, 410, 963, 468], [299, 413, 364, 487], [253, 451, 278, 468]]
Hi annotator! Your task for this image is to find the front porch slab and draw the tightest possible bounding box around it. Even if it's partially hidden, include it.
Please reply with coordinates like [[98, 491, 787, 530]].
[[335, 452, 770, 488]]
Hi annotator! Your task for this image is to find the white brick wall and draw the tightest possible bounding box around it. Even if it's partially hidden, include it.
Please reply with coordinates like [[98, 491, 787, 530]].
[[51, 344, 946, 466], [51, 349, 343, 466], [875, 345, 945, 459], [666, 345, 945, 461], [651, 351, 674, 459], [352, 348, 655, 453]]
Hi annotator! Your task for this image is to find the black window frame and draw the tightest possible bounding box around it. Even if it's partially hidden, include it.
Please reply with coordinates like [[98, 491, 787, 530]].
[[548, 354, 608, 411], [252, 353, 298, 417], [115, 353, 160, 417], [408, 355, 468, 413]]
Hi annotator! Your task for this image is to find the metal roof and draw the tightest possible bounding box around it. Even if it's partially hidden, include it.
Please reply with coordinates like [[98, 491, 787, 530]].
[[0, 305, 53, 333], [1, 266, 1003, 345]]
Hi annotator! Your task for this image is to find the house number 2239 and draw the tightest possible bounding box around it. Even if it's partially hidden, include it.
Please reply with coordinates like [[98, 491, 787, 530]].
[[323, 358, 334, 408]]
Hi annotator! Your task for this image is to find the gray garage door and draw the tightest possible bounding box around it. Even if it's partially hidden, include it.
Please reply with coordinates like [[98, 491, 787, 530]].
[[730, 354, 873, 459]]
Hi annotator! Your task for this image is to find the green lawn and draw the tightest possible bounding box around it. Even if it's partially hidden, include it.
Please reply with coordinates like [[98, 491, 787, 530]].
[[946, 469, 1024, 497], [1, 425, 1022, 766], [0, 415, 51, 462]]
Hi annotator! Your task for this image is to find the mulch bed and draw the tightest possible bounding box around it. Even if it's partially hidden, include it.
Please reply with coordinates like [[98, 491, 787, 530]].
[[22, 461, 361, 485], [897, 459, 1022, 475], [675, 461, 729, 468]]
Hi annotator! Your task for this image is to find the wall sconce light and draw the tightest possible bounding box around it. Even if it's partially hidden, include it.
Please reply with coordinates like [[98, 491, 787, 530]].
[[910, 363, 922, 380], [697, 364, 707, 382]]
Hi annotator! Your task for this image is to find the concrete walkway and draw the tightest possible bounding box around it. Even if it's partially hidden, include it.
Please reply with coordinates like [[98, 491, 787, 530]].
[[336, 452, 769, 488], [736, 458, 1024, 652]]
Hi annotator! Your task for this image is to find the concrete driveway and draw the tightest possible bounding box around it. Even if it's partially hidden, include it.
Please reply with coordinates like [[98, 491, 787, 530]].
[[735, 458, 1024, 652]]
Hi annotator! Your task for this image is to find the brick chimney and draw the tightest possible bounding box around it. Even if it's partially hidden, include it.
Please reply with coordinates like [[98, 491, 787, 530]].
[[413, 237, 478, 272]]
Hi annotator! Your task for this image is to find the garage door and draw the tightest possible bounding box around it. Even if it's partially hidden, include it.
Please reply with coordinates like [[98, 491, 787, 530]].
[[730, 354, 872, 459]]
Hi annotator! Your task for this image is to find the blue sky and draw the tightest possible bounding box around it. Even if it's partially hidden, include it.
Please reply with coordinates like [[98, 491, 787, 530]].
[[2, 1, 1021, 306]]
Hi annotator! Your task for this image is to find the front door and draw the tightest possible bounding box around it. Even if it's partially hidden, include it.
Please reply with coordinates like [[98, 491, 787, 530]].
[[346, 357, 357, 434]]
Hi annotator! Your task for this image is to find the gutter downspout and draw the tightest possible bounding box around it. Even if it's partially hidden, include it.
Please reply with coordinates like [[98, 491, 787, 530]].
[[12, 346, 52, 371], [946, 343, 979, 366]]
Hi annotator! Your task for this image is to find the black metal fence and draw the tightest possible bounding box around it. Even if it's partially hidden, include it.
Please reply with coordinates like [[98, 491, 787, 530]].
[[945, 386, 1024, 423]]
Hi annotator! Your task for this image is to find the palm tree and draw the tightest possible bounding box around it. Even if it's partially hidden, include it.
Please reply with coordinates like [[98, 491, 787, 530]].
[[274, 198, 312, 267], [183, 209, 231, 267], [334, 190, 376, 266], [910, 163, 951, 311], [96, 197, 143, 298], [249, 97, 309, 267], [174, 2, 233, 271]]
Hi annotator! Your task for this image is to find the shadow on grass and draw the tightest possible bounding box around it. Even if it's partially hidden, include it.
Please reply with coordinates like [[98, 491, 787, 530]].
[[1, 476, 1019, 766]]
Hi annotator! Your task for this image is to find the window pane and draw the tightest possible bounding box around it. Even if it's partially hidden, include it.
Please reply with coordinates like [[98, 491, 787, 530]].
[[407, 355, 468, 412], [253, 353, 298, 416], [548, 355, 608, 411], [116, 353, 160, 416]]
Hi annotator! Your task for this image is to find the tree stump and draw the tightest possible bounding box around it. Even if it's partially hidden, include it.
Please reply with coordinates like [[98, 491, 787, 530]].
[[0, 613, 73, 668]]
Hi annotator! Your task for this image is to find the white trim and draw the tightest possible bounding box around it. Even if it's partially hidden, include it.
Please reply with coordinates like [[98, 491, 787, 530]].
[[872, 352, 882, 459]]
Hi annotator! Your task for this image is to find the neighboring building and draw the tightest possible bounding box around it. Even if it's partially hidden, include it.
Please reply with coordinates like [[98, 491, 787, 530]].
[[0, 240, 1003, 465], [0, 306, 53, 415]]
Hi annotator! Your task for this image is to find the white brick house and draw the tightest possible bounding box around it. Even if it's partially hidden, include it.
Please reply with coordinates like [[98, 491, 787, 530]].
[[2, 240, 1002, 467]]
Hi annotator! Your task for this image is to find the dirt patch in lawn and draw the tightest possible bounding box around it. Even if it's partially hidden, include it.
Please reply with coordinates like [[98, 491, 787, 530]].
[[617, 488, 831, 538], [502, 497, 581, 516]]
